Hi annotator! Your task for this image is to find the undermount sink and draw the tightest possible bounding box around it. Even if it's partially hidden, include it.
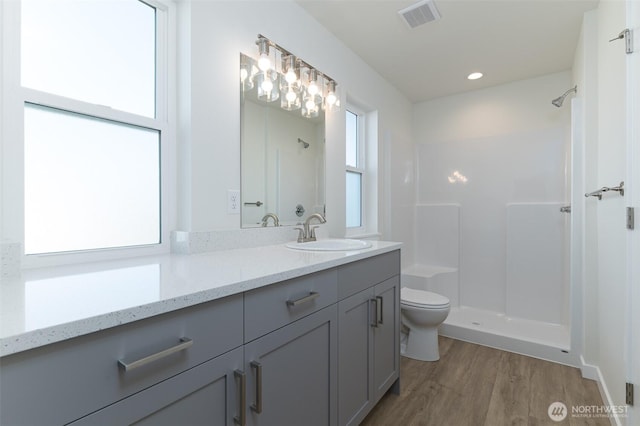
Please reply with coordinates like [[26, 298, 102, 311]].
[[285, 239, 372, 251]]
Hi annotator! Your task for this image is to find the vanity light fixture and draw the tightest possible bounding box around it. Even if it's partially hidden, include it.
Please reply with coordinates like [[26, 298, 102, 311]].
[[324, 80, 340, 112], [467, 72, 483, 80], [243, 34, 340, 118], [283, 55, 299, 84], [257, 38, 272, 71], [280, 55, 302, 110]]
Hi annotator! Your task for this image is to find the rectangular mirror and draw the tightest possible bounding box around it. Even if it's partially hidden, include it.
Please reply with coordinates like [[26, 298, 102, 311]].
[[240, 53, 325, 228]]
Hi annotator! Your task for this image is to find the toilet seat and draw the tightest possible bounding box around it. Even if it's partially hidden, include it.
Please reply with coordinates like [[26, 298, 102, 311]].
[[401, 287, 450, 309]]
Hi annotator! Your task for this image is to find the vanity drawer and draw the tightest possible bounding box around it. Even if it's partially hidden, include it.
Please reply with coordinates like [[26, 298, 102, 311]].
[[244, 268, 338, 342], [0, 294, 243, 426], [337, 250, 400, 299]]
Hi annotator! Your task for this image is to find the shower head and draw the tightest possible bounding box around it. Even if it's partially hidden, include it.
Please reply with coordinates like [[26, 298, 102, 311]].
[[552, 85, 577, 108], [298, 138, 309, 149]]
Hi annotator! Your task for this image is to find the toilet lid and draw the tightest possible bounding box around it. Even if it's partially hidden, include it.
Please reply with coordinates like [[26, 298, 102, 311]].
[[401, 287, 450, 308]]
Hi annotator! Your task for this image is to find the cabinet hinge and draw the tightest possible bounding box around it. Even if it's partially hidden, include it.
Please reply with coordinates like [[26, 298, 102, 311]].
[[627, 382, 634, 406], [627, 207, 635, 230]]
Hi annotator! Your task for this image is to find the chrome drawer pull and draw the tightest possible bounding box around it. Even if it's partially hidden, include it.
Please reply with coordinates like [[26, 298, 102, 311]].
[[117, 337, 193, 371], [234, 370, 246, 426], [370, 298, 379, 328], [286, 291, 319, 307], [250, 361, 263, 413]]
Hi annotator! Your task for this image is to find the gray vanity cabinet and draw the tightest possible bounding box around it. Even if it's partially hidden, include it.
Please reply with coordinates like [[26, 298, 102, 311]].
[[243, 268, 339, 426], [0, 249, 400, 426], [336, 251, 401, 426], [0, 294, 244, 426], [244, 305, 338, 426], [372, 276, 400, 401], [69, 346, 244, 425], [337, 288, 375, 425]]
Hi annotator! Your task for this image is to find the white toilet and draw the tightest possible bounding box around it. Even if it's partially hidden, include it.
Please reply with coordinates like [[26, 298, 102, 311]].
[[401, 287, 450, 361]]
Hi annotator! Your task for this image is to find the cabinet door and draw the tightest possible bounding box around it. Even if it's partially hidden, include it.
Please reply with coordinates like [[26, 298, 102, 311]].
[[70, 347, 244, 426], [337, 288, 375, 426], [373, 276, 400, 402], [244, 305, 338, 426]]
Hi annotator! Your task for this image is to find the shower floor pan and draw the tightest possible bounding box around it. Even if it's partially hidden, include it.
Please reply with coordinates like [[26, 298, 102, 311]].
[[440, 306, 575, 366]]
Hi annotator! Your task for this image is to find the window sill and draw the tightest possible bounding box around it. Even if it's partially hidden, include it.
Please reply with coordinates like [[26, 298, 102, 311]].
[[345, 231, 382, 241]]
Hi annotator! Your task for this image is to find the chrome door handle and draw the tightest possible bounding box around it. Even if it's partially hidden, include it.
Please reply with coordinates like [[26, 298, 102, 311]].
[[117, 337, 193, 371], [233, 370, 246, 426], [286, 291, 319, 307], [370, 298, 379, 328], [376, 296, 384, 326], [250, 361, 263, 414]]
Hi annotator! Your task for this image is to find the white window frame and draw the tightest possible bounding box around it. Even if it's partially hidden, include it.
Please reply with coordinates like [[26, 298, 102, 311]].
[[1, 0, 176, 268]]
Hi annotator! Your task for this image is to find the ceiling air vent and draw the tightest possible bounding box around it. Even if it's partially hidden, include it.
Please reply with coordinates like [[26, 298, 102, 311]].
[[398, 0, 441, 29]]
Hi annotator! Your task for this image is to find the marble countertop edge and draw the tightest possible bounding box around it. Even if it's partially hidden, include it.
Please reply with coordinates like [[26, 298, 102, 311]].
[[1, 241, 402, 357]]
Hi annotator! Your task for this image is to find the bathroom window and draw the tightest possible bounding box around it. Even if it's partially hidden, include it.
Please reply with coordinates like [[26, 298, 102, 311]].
[[3, 0, 174, 262], [346, 107, 364, 229]]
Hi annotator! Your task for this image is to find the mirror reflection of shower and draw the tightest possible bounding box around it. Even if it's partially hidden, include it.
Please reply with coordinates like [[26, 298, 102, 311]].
[[551, 85, 577, 107], [298, 137, 310, 149]]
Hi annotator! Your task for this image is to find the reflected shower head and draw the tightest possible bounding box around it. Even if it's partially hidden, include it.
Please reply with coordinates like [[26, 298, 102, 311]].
[[298, 138, 309, 148], [552, 85, 577, 107]]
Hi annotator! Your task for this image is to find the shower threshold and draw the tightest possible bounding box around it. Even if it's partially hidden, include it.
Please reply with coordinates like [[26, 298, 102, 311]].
[[440, 306, 575, 366]]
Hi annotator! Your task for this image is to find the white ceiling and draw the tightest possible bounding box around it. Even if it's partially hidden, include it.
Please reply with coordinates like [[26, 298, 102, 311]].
[[297, 0, 598, 103]]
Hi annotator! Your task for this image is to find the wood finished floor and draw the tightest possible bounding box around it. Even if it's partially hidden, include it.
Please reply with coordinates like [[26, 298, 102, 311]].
[[362, 337, 608, 426]]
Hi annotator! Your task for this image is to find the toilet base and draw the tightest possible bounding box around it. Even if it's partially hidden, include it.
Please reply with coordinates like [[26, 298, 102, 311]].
[[403, 326, 440, 361]]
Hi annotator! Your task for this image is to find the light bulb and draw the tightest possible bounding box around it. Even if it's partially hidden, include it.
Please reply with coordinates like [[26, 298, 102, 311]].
[[305, 99, 315, 110], [307, 81, 318, 96], [286, 90, 297, 102], [240, 68, 248, 82], [258, 53, 271, 72], [261, 79, 273, 92], [285, 69, 297, 84], [326, 92, 337, 105]]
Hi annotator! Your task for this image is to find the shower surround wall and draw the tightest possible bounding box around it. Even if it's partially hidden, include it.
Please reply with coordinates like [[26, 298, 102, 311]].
[[412, 72, 573, 358]]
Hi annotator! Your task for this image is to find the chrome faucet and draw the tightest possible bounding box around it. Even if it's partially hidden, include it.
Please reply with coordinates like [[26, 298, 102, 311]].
[[294, 213, 326, 242], [261, 213, 280, 227]]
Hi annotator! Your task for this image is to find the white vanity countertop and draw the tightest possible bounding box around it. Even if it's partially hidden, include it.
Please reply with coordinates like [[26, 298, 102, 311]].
[[0, 241, 401, 357]]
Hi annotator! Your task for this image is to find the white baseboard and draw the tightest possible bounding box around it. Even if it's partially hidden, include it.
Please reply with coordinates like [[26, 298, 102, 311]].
[[580, 356, 624, 426], [579, 355, 599, 380]]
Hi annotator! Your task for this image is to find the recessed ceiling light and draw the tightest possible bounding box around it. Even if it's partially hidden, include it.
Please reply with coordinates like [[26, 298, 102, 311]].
[[467, 72, 483, 80]]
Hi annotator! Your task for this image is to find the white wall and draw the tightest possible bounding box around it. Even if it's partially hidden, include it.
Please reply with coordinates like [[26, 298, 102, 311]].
[[413, 72, 572, 317], [177, 0, 415, 265]]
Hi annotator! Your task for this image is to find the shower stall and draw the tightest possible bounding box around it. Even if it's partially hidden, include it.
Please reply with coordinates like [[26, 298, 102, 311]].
[[408, 73, 579, 365]]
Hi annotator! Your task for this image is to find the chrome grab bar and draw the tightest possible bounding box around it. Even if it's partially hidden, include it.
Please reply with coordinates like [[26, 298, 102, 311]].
[[585, 181, 624, 200]]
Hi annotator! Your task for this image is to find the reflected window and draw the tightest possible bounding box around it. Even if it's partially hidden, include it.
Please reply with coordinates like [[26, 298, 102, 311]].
[[346, 108, 364, 228]]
